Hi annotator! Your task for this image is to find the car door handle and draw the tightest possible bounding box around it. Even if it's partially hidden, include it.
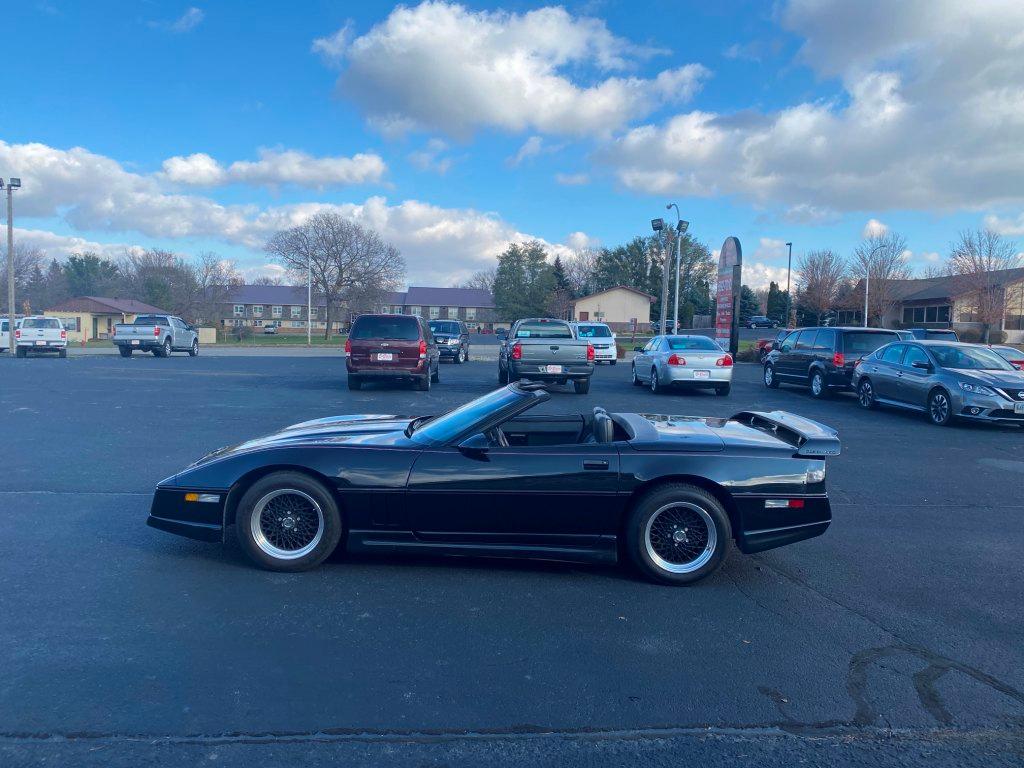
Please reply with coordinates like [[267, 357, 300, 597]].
[[583, 460, 609, 470]]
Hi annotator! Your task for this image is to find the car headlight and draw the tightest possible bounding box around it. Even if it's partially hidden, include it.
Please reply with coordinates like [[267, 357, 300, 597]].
[[958, 381, 994, 395]]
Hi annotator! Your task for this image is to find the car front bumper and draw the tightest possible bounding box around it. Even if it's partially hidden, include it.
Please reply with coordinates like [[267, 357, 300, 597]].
[[953, 390, 1024, 423], [147, 485, 227, 542]]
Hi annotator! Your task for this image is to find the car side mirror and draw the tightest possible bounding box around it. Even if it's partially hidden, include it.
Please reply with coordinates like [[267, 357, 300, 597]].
[[458, 433, 491, 457], [633, 346, 644, 352], [911, 360, 932, 371]]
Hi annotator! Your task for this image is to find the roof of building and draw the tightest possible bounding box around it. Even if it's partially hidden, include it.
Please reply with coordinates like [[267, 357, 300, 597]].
[[221, 284, 495, 308], [854, 267, 1024, 304], [223, 284, 317, 305], [402, 286, 495, 307], [47, 296, 170, 314], [574, 285, 657, 303]]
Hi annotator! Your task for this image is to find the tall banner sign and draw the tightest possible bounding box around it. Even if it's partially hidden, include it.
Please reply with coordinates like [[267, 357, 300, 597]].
[[714, 237, 743, 355]]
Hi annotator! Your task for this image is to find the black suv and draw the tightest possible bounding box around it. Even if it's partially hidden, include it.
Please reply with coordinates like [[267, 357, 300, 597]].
[[763, 327, 902, 397], [428, 319, 470, 363]]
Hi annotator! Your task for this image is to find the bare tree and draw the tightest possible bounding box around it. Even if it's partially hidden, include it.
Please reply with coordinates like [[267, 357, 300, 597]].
[[796, 249, 846, 325], [191, 252, 241, 325], [852, 232, 911, 326], [0, 245, 44, 313], [264, 212, 405, 338], [947, 229, 1021, 341], [563, 248, 599, 297], [251, 275, 284, 286], [458, 267, 496, 292]]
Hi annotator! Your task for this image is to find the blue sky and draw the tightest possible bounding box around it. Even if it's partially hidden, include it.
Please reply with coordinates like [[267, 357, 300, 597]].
[[3, 0, 1023, 287]]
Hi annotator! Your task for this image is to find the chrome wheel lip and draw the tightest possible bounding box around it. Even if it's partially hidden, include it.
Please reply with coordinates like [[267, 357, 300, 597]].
[[644, 501, 717, 574], [858, 381, 873, 407], [930, 392, 950, 423], [251, 488, 325, 560]]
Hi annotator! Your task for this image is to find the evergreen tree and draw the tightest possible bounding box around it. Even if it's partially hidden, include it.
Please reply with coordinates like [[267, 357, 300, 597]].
[[739, 285, 760, 322], [552, 255, 570, 293], [62, 253, 120, 296], [493, 241, 556, 321], [766, 281, 790, 324]]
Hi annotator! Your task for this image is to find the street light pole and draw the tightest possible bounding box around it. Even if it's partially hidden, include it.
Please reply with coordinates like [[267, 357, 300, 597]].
[[785, 242, 793, 328], [666, 203, 689, 332], [3, 178, 20, 358], [651, 218, 666, 331], [863, 244, 885, 328], [307, 256, 312, 348]]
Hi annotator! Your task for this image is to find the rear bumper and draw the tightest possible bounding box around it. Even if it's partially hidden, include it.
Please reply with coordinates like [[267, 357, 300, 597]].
[[661, 367, 733, 387], [113, 339, 161, 350], [510, 361, 594, 380], [734, 494, 832, 554], [17, 341, 66, 349], [347, 359, 428, 379]]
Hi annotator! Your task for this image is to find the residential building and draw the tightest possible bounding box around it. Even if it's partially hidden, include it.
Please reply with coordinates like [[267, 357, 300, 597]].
[[44, 296, 170, 342], [373, 287, 498, 330], [571, 286, 655, 331]]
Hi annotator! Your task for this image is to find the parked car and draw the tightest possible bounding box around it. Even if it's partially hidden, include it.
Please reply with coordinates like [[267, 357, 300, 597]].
[[757, 327, 794, 362], [0, 317, 11, 352], [15, 316, 67, 358], [495, 328, 508, 341], [428, 319, 470, 363], [895, 330, 915, 340], [908, 328, 959, 341], [631, 335, 733, 395], [262, 323, 278, 335], [498, 318, 595, 394], [650, 320, 676, 334], [147, 383, 839, 585], [989, 345, 1024, 368], [763, 327, 902, 397], [853, 341, 1024, 426], [573, 321, 617, 364], [345, 313, 439, 391], [746, 315, 777, 329], [113, 314, 198, 358]]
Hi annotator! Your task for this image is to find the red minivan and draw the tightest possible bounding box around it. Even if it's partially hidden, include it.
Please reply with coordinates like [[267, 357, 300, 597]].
[[345, 314, 440, 391]]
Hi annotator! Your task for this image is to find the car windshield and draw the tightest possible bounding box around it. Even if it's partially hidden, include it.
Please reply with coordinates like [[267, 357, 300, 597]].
[[843, 331, 899, 355], [22, 318, 62, 329], [514, 321, 572, 339], [133, 315, 166, 325], [429, 321, 460, 335], [411, 387, 537, 445], [667, 336, 720, 350], [351, 316, 419, 340], [930, 344, 1014, 371], [575, 324, 612, 338], [992, 346, 1024, 361]]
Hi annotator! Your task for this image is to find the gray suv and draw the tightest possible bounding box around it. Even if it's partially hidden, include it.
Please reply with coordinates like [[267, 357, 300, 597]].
[[853, 341, 1024, 426]]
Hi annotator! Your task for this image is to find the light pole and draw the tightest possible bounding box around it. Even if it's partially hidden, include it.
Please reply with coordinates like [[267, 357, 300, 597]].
[[785, 242, 793, 328], [307, 256, 312, 347], [666, 203, 690, 332], [2, 178, 21, 357], [862, 244, 885, 327], [651, 218, 666, 331]]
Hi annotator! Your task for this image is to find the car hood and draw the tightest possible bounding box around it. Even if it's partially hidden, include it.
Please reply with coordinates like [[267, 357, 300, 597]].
[[189, 414, 417, 467], [947, 369, 1024, 389]]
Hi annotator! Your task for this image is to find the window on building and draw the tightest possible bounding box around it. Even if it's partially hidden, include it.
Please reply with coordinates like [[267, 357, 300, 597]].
[[272, 306, 283, 318], [902, 304, 950, 325], [309, 307, 318, 319], [466, 307, 476, 320], [252, 305, 264, 316], [447, 306, 460, 319], [289, 321, 304, 328], [291, 306, 302, 318], [409, 306, 421, 317], [429, 306, 440, 319], [233, 305, 245, 316]]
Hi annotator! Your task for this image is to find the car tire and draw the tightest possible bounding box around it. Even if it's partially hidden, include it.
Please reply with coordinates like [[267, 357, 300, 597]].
[[649, 367, 661, 394], [155, 338, 171, 358], [631, 363, 642, 386], [453, 348, 463, 364], [119, 347, 132, 358], [58, 348, 67, 358], [235, 471, 342, 572], [928, 388, 953, 426], [574, 378, 591, 395], [416, 372, 431, 391], [498, 365, 509, 384], [625, 483, 731, 585], [715, 384, 730, 396], [347, 375, 361, 391], [16, 347, 26, 358], [431, 362, 440, 383], [464, 347, 470, 362], [857, 378, 876, 409], [763, 363, 779, 388], [810, 370, 829, 398], [189, 339, 199, 357], [610, 359, 617, 366]]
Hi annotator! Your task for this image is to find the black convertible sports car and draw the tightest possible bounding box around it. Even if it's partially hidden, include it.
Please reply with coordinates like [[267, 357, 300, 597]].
[[148, 384, 839, 584]]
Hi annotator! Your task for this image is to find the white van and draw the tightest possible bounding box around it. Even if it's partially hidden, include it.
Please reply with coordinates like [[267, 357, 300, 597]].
[[572, 322, 618, 364]]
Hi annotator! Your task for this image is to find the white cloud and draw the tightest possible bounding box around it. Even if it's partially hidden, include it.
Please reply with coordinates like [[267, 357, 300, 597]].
[[311, 22, 352, 65], [606, 0, 1024, 212], [555, 172, 590, 186], [566, 231, 598, 250], [150, 7, 204, 33], [862, 218, 889, 238], [508, 136, 544, 167], [985, 212, 1024, 237], [407, 139, 452, 175], [321, 2, 708, 138], [744, 262, 794, 291], [14, 228, 144, 260], [160, 148, 387, 188]]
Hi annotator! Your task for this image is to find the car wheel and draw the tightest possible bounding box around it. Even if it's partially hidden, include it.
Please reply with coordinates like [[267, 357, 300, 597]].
[[58, 348, 67, 358], [464, 347, 470, 362], [928, 388, 953, 426], [498, 363, 508, 384], [235, 472, 342, 572], [610, 359, 617, 366], [573, 378, 591, 395], [156, 338, 171, 357], [857, 379, 876, 409], [416, 371, 431, 391], [189, 339, 199, 357], [650, 367, 660, 394], [453, 347, 463, 364], [431, 362, 440, 383], [16, 347, 26, 358], [631, 363, 642, 386], [119, 347, 132, 358], [810, 370, 829, 398], [715, 384, 730, 396], [626, 483, 731, 585], [347, 375, 361, 391], [764, 364, 779, 388]]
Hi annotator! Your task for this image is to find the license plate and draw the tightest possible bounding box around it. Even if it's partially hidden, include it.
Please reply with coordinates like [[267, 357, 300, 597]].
[[694, 369, 710, 378], [35, 340, 46, 346], [376, 352, 394, 361], [1014, 402, 1024, 414], [545, 365, 563, 374], [131, 339, 140, 346]]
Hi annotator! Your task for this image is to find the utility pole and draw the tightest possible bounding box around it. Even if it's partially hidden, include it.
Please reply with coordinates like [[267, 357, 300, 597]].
[[307, 255, 312, 347], [3, 178, 20, 357], [651, 218, 667, 332], [665, 204, 689, 332], [785, 242, 793, 328]]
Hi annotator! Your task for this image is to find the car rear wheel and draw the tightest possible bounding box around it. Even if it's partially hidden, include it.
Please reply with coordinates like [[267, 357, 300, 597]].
[[58, 348, 67, 358], [928, 389, 953, 426], [715, 384, 730, 396], [650, 368, 660, 394], [415, 372, 431, 391], [119, 347, 132, 358], [626, 483, 731, 585], [431, 362, 440, 383], [857, 378, 876, 409], [810, 370, 829, 398], [235, 472, 342, 572], [763, 363, 779, 388], [498, 364, 508, 384], [347, 375, 361, 391], [573, 378, 590, 394]]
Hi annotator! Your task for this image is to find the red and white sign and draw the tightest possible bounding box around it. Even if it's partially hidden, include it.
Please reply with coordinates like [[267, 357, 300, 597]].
[[714, 237, 743, 353]]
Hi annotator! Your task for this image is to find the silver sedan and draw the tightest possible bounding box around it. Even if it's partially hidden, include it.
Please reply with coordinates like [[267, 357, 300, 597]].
[[632, 335, 734, 395]]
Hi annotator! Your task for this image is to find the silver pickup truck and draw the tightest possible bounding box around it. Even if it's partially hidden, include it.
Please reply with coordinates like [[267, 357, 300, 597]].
[[112, 314, 199, 358], [498, 317, 595, 393]]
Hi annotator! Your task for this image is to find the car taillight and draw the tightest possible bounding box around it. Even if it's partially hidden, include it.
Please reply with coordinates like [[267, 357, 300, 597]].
[[344, 338, 351, 354], [60, 329, 67, 340], [418, 339, 427, 357], [154, 326, 161, 337], [586, 343, 595, 361], [667, 354, 685, 366], [511, 342, 522, 360], [832, 352, 845, 367], [14, 329, 21, 339], [716, 354, 733, 367]]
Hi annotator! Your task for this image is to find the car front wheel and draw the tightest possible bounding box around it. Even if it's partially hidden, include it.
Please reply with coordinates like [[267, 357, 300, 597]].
[[631, 363, 641, 386], [235, 471, 342, 572], [857, 379, 876, 409], [928, 389, 953, 426], [764, 364, 779, 388], [649, 367, 660, 394], [626, 483, 731, 585]]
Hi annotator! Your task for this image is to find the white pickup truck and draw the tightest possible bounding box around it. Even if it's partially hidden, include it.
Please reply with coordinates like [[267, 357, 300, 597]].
[[14, 316, 68, 358]]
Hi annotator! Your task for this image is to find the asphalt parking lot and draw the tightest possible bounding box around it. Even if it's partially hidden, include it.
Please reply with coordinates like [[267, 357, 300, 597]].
[[2, 353, 1022, 766]]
